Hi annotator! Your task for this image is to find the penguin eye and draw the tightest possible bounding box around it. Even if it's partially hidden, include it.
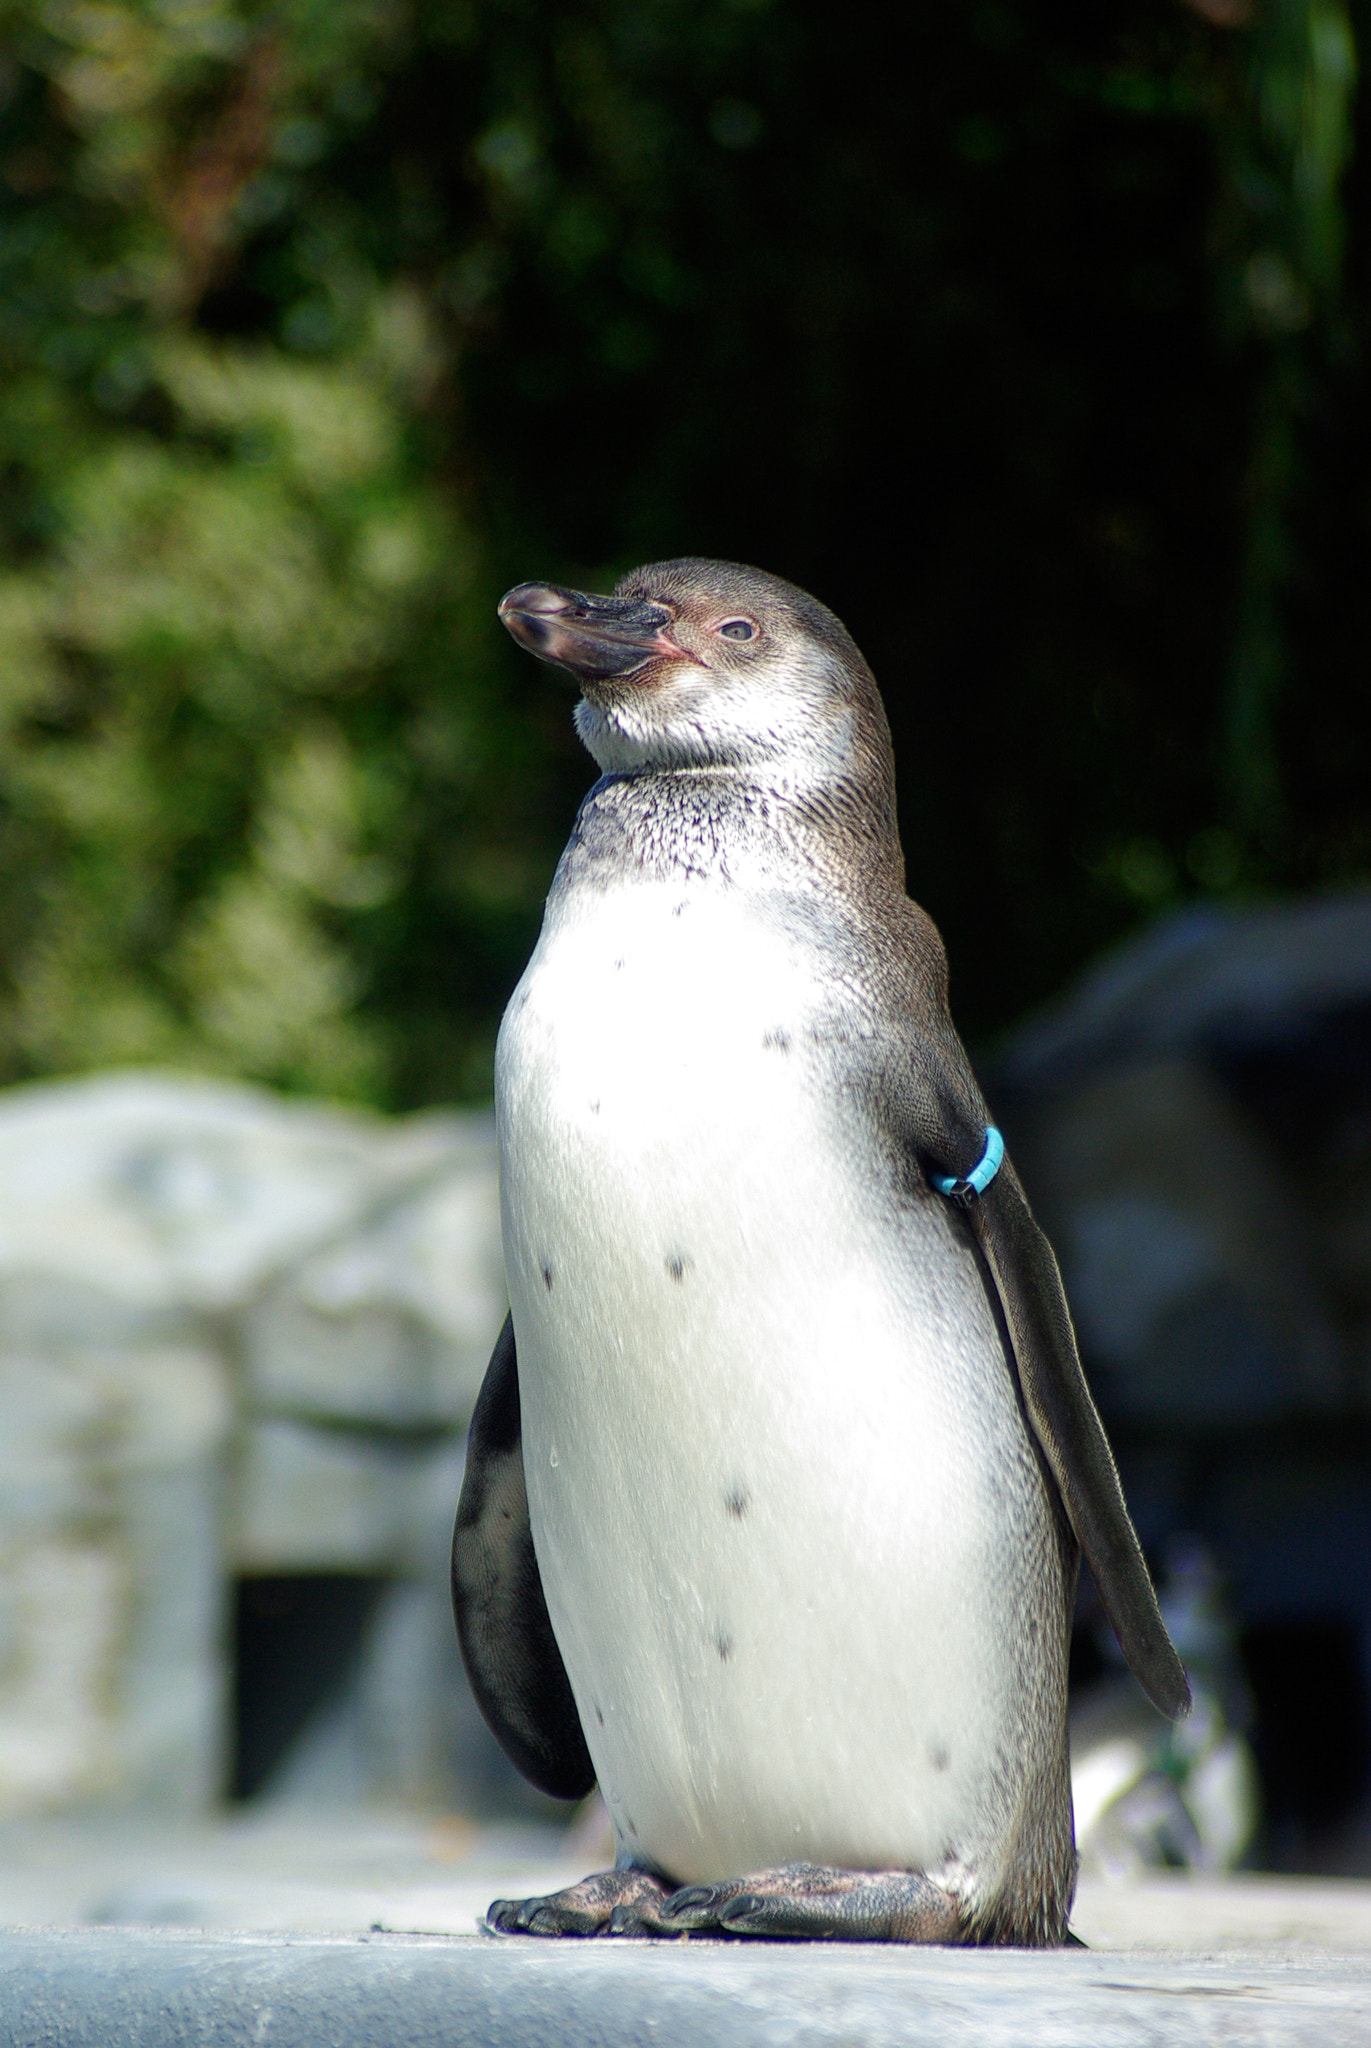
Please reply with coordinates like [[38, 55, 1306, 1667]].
[[718, 618, 756, 641]]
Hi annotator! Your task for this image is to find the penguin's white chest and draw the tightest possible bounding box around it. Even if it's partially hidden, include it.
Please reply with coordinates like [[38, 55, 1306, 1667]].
[[495, 878, 1055, 1889]]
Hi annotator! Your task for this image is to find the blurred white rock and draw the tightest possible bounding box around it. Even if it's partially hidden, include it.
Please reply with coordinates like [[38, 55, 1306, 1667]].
[[0, 1072, 505, 1820], [0, 1071, 489, 1316], [242, 1134, 504, 1429]]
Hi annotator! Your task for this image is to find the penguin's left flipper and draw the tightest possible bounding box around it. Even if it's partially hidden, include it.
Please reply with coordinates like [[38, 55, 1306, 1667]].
[[965, 1161, 1189, 1720], [452, 1313, 597, 1801], [895, 985, 1190, 1722]]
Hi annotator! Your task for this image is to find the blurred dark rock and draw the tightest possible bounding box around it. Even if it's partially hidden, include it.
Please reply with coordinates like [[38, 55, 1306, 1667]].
[[1005, 1056, 1342, 1428], [995, 893, 1371, 1091], [992, 892, 1371, 1867], [993, 890, 1371, 1427]]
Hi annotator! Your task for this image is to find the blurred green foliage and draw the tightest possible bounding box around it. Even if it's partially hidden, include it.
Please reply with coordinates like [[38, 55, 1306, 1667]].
[[0, 0, 1366, 1104]]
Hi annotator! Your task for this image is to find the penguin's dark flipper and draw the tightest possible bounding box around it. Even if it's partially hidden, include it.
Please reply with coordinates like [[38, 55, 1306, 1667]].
[[888, 934, 1190, 1723], [452, 1314, 596, 1800], [966, 1164, 1191, 1723]]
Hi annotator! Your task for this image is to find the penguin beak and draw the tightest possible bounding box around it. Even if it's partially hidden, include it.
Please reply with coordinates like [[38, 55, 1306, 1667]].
[[498, 582, 695, 681]]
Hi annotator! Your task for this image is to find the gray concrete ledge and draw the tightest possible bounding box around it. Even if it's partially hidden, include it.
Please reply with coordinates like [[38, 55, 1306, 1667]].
[[4, 1926, 1371, 2048]]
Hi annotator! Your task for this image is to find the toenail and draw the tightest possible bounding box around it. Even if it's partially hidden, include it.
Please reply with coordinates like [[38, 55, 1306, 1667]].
[[665, 1887, 711, 1915]]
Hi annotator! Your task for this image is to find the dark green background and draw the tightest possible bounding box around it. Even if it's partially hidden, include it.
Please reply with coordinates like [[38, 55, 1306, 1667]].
[[0, 0, 1365, 1103]]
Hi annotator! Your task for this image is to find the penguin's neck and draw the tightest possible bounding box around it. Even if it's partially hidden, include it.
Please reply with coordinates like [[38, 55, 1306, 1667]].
[[555, 766, 904, 904]]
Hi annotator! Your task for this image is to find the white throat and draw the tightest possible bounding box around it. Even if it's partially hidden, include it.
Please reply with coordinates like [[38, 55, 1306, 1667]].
[[572, 649, 857, 781]]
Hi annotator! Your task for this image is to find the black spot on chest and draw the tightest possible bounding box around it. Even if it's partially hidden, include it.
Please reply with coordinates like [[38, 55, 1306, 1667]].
[[664, 1252, 694, 1283], [724, 1487, 750, 1520], [542, 1264, 554, 1292]]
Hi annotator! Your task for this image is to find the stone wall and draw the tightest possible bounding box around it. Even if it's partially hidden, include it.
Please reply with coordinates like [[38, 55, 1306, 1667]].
[[0, 1072, 506, 1819]]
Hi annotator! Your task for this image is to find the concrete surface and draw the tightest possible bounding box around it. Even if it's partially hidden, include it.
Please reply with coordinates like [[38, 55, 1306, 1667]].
[[1, 1817, 1369, 2044], [0, 1812, 1366, 1951], [0, 1813, 574, 1937], [5, 1924, 1371, 2048]]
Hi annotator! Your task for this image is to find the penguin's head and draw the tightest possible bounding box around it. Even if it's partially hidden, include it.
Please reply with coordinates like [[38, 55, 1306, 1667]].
[[498, 558, 891, 786]]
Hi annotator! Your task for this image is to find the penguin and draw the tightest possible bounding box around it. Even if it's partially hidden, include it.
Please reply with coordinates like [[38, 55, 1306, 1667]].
[[452, 560, 1189, 1947]]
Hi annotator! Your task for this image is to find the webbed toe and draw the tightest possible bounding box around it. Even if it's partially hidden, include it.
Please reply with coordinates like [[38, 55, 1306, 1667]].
[[484, 1867, 671, 1937]]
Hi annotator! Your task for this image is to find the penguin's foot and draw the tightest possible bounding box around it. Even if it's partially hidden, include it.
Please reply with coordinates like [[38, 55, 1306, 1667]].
[[658, 1863, 965, 1942], [485, 1862, 966, 1943], [484, 1867, 672, 1937]]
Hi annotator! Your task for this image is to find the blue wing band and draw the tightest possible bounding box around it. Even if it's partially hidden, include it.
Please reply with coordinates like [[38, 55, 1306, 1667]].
[[931, 1125, 1004, 1201]]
